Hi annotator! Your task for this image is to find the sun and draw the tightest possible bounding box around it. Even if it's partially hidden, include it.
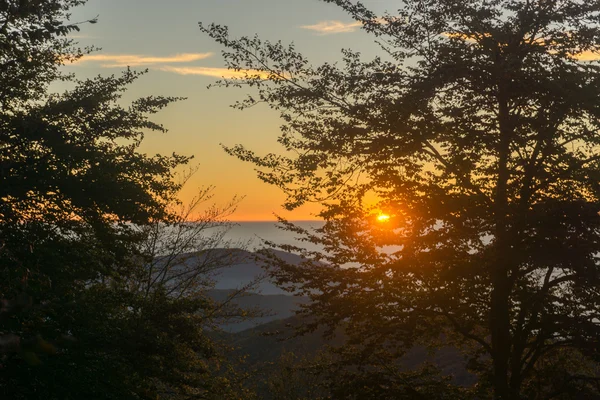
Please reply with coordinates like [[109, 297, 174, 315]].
[[376, 214, 391, 222]]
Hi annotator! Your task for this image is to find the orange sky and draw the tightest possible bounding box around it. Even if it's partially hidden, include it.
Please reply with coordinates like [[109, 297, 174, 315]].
[[64, 1, 600, 220], [62, 0, 396, 220]]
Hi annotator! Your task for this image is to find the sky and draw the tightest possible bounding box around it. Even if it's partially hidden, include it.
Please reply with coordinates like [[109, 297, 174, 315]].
[[63, 0, 398, 221]]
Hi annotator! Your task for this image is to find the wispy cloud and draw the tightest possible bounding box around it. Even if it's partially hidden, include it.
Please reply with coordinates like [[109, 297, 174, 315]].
[[300, 20, 362, 35], [74, 52, 213, 67], [71, 52, 279, 79], [157, 65, 278, 79]]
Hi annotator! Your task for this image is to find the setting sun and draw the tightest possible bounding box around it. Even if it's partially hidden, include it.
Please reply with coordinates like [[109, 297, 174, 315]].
[[377, 214, 390, 222]]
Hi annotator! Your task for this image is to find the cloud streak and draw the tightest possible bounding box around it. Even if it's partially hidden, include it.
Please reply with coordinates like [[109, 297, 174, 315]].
[[74, 52, 213, 67], [157, 65, 279, 79], [300, 20, 362, 35], [71, 51, 279, 80]]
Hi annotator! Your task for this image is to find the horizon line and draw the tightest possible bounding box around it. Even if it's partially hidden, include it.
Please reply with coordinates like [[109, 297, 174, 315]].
[[228, 219, 323, 223]]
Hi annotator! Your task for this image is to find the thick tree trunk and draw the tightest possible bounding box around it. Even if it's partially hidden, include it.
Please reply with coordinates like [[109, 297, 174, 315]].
[[492, 77, 515, 400], [490, 240, 512, 400]]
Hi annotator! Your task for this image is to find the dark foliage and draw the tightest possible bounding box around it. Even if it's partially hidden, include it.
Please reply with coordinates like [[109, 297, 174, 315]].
[[202, 1, 600, 398], [0, 2, 253, 398]]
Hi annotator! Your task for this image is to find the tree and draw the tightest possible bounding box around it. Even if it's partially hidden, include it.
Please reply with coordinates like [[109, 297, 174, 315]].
[[30, 187, 257, 400], [261, 351, 329, 400], [201, 1, 600, 398], [0, 0, 90, 107], [0, 2, 255, 398]]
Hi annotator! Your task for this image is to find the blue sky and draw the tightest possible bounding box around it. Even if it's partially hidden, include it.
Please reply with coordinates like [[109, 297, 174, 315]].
[[64, 0, 397, 220]]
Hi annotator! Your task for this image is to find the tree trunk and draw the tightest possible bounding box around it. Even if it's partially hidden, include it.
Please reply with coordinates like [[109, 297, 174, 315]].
[[490, 247, 512, 399], [492, 74, 514, 399]]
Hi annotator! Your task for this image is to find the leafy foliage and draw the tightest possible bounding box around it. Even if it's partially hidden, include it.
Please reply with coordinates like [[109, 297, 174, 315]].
[[0, 1, 253, 398], [202, 1, 600, 398], [0, 0, 89, 106]]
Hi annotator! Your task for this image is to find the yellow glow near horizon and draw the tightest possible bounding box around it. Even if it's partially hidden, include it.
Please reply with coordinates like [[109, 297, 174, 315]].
[[377, 214, 390, 222]]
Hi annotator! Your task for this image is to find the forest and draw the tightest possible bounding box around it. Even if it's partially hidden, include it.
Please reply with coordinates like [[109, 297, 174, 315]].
[[2, 0, 600, 399]]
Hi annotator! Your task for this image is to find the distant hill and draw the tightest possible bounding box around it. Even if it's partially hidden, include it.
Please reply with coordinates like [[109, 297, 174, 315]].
[[212, 248, 311, 295], [154, 247, 309, 295], [152, 248, 313, 331], [178, 248, 477, 390], [207, 289, 310, 332], [158, 248, 475, 388]]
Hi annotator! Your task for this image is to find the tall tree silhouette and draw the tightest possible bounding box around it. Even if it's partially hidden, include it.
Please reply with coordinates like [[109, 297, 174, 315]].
[[202, 1, 600, 398], [0, 2, 255, 398]]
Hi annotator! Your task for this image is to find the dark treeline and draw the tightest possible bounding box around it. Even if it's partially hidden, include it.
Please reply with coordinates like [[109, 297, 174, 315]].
[[0, 1, 253, 398], [2, 1, 600, 400]]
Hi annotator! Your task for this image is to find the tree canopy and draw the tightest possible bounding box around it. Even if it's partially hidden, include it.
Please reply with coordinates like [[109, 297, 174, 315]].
[[202, 0, 600, 398], [0, 2, 254, 398]]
